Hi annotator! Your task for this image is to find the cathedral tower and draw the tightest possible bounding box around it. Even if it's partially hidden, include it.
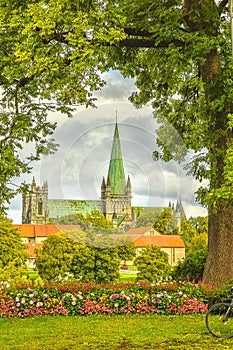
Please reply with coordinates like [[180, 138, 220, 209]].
[[22, 177, 49, 224], [101, 121, 132, 228]]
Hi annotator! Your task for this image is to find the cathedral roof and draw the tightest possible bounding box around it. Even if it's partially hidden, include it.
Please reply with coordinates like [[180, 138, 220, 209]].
[[107, 121, 126, 195]]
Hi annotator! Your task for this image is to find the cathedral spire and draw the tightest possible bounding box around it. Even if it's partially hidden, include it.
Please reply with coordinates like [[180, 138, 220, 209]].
[[107, 120, 126, 194]]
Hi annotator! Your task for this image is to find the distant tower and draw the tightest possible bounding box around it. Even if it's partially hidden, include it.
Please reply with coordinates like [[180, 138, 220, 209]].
[[174, 199, 186, 231], [22, 177, 49, 224], [101, 120, 132, 228]]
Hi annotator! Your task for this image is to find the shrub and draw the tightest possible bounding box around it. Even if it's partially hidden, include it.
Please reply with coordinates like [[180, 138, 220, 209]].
[[171, 238, 207, 282], [135, 245, 171, 283]]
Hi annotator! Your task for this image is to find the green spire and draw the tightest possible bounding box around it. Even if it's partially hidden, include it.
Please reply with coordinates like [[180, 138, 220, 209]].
[[107, 121, 126, 194]]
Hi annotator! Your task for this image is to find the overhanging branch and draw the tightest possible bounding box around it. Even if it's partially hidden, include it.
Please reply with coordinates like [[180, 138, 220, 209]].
[[119, 38, 185, 48]]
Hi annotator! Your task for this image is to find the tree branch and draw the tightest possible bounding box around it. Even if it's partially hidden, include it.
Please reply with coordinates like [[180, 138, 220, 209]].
[[217, 0, 228, 14], [124, 28, 153, 37], [119, 38, 185, 48]]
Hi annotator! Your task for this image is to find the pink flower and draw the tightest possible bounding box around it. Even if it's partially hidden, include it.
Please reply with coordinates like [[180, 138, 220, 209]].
[[111, 294, 119, 299]]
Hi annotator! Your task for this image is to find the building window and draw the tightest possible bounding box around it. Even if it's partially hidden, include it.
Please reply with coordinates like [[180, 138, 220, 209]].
[[172, 248, 176, 263], [38, 200, 43, 215]]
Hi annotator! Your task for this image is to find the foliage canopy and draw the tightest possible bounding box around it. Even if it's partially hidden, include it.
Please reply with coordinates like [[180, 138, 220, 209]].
[[134, 245, 171, 284], [35, 233, 75, 281], [0, 215, 28, 269], [35, 231, 120, 282]]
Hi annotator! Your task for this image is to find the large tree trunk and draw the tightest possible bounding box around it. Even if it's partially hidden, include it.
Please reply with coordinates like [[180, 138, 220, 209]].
[[184, 0, 233, 289], [203, 207, 233, 288]]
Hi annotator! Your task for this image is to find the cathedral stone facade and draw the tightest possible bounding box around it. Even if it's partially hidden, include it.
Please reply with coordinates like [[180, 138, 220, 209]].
[[22, 121, 185, 229], [22, 178, 49, 225]]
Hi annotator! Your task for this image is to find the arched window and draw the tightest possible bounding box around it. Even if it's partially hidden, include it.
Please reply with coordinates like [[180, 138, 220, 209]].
[[38, 200, 43, 215]]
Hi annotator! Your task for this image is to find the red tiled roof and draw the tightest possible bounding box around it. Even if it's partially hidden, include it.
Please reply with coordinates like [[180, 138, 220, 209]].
[[126, 226, 160, 235], [14, 224, 81, 238], [133, 235, 185, 248], [34, 225, 81, 237], [14, 224, 35, 237]]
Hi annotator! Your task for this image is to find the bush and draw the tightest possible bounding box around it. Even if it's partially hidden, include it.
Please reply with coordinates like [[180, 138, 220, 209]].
[[171, 243, 207, 282], [0, 215, 29, 269], [35, 233, 75, 281], [134, 245, 171, 283]]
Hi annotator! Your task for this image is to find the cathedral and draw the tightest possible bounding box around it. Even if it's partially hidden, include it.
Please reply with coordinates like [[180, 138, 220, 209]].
[[22, 121, 133, 228], [22, 120, 185, 229]]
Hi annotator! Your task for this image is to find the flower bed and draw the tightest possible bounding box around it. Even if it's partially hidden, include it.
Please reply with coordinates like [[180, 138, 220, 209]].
[[0, 281, 212, 318]]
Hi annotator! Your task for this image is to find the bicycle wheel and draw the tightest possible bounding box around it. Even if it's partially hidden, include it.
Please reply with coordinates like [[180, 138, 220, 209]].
[[206, 303, 233, 338]]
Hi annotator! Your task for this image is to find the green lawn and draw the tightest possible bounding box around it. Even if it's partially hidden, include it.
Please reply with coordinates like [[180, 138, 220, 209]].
[[119, 273, 137, 282], [25, 268, 138, 282], [0, 314, 232, 350]]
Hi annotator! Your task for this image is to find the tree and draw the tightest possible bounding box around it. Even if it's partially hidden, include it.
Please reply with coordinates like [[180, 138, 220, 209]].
[[3, 1, 233, 287], [134, 245, 171, 284], [0, 1, 125, 211], [179, 219, 199, 247], [62, 228, 87, 245], [108, 0, 233, 288], [116, 237, 136, 264], [71, 232, 120, 283], [55, 211, 113, 229], [172, 220, 208, 282], [172, 233, 208, 282], [86, 210, 113, 228], [135, 208, 162, 227], [35, 233, 75, 281], [86, 233, 120, 283], [189, 216, 208, 236], [70, 244, 96, 282], [154, 208, 178, 234], [91, 246, 120, 283], [0, 215, 28, 268], [55, 214, 86, 226]]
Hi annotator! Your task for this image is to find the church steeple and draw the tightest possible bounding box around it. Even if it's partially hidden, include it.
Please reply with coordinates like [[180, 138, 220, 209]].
[[107, 120, 126, 194], [101, 117, 133, 228]]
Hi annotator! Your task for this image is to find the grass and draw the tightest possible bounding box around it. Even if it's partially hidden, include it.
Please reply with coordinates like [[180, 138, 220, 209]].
[[119, 273, 137, 282], [126, 265, 138, 271], [0, 314, 233, 349], [24, 268, 138, 282]]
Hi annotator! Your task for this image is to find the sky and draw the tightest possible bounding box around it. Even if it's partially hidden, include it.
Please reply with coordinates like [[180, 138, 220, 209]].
[[8, 70, 207, 223]]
